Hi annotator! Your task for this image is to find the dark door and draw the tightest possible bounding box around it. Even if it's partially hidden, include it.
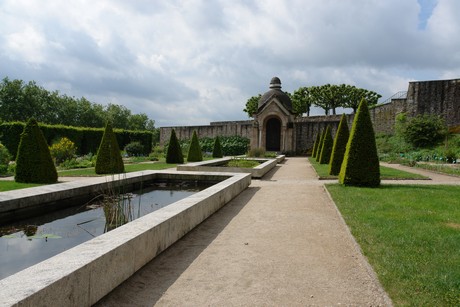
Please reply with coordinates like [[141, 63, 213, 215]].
[[266, 118, 281, 151]]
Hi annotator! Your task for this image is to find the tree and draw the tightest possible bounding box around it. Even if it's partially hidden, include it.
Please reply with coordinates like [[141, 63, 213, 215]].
[[243, 94, 261, 117], [339, 99, 380, 187], [166, 129, 184, 164], [95, 122, 125, 174], [15, 118, 58, 183], [343, 85, 381, 113], [291, 87, 312, 116], [0, 77, 156, 130], [309, 86, 331, 115], [212, 136, 223, 158], [329, 114, 350, 175], [187, 130, 203, 162], [318, 125, 333, 164]]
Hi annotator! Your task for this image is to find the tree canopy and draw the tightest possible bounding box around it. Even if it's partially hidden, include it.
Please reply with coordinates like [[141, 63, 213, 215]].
[[243, 83, 381, 117], [243, 94, 261, 118], [0, 77, 155, 130]]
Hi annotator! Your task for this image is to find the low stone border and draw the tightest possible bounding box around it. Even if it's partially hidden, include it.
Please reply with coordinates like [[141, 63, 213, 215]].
[[177, 155, 284, 178], [0, 171, 251, 306]]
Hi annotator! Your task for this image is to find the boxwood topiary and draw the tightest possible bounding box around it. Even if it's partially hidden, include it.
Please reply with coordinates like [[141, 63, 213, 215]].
[[318, 125, 333, 164], [329, 114, 350, 175], [166, 129, 184, 164], [95, 122, 125, 174], [15, 118, 58, 183], [187, 130, 203, 162], [212, 136, 223, 158], [315, 129, 325, 162], [339, 99, 380, 187], [311, 131, 321, 159]]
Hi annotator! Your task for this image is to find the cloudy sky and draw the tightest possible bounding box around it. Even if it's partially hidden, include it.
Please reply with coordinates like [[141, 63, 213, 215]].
[[1, 0, 459, 127]]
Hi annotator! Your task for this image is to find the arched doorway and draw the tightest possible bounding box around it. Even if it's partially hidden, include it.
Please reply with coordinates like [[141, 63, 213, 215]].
[[265, 117, 281, 151]]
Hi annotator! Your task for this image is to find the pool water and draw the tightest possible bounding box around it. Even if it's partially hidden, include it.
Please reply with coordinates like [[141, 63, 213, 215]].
[[0, 180, 213, 280]]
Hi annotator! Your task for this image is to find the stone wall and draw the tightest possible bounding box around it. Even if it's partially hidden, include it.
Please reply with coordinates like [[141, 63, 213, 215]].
[[159, 78, 460, 152], [408, 79, 460, 128], [369, 99, 409, 134], [369, 78, 460, 134], [294, 115, 343, 153], [160, 120, 253, 145]]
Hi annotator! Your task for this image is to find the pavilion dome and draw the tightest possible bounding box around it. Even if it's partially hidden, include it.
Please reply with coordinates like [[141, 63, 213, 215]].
[[257, 77, 293, 113]]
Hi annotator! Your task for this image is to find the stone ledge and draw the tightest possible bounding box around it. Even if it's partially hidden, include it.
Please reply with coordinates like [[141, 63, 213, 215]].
[[177, 156, 284, 178], [0, 171, 251, 306]]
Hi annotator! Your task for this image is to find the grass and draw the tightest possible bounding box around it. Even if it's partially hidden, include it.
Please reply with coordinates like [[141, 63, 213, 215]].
[[326, 184, 460, 306], [0, 181, 43, 192], [0, 162, 177, 192], [226, 159, 260, 168], [58, 162, 176, 177], [415, 163, 460, 177], [308, 157, 428, 180]]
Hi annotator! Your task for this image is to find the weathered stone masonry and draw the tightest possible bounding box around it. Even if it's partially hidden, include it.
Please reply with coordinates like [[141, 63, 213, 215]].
[[160, 78, 460, 153]]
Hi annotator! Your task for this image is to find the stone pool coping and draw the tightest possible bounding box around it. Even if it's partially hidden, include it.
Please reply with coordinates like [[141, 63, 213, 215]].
[[177, 155, 285, 178], [0, 170, 251, 306]]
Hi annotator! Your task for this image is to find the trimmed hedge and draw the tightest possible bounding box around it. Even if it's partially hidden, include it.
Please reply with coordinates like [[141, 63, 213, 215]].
[[187, 130, 203, 162], [95, 122, 125, 174], [315, 129, 325, 162], [166, 129, 184, 164], [0, 122, 153, 159], [329, 114, 349, 175], [339, 99, 380, 187], [212, 136, 223, 158], [318, 125, 333, 164], [312, 131, 321, 158], [15, 118, 58, 183]]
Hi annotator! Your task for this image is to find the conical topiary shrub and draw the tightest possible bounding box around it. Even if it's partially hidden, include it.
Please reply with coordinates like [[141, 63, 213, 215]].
[[15, 118, 58, 183], [318, 125, 333, 164], [329, 114, 350, 175], [339, 99, 380, 187], [315, 129, 325, 162], [212, 135, 223, 158], [187, 130, 203, 162], [311, 132, 320, 159], [166, 129, 184, 164], [95, 122, 125, 174]]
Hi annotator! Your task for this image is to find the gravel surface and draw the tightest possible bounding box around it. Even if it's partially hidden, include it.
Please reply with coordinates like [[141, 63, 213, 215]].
[[96, 157, 392, 306]]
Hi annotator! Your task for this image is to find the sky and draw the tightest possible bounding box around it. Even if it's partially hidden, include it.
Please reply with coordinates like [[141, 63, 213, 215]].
[[1, 0, 459, 127]]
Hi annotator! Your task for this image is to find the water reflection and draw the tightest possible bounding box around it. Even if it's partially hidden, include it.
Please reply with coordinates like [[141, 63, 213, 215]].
[[0, 180, 213, 280]]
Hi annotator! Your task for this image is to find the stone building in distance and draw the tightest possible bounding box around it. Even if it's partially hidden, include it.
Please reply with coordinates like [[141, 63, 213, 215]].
[[160, 77, 460, 154]]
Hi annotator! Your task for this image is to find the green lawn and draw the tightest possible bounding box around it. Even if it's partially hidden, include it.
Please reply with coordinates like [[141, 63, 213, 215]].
[[0, 181, 42, 192], [58, 162, 176, 177], [326, 184, 460, 306], [308, 157, 428, 180], [0, 162, 177, 192]]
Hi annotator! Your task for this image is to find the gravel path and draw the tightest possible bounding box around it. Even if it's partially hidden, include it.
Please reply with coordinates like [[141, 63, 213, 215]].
[[95, 157, 392, 306]]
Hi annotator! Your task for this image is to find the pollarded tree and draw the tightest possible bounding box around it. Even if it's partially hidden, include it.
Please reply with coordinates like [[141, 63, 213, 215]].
[[311, 131, 321, 158], [291, 87, 312, 116], [15, 118, 58, 183], [318, 125, 333, 164], [339, 99, 380, 187], [212, 136, 223, 158], [187, 130, 203, 162], [315, 129, 325, 162], [166, 129, 184, 164], [95, 122, 125, 174], [329, 114, 350, 175]]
